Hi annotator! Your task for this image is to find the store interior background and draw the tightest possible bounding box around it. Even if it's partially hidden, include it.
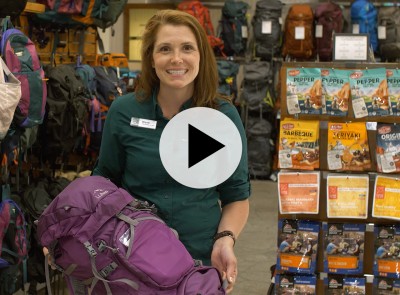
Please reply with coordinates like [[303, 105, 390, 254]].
[[18, 0, 392, 294]]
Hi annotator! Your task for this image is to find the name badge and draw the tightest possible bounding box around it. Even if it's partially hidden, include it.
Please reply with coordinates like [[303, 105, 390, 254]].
[[130, 117, 157, 129]]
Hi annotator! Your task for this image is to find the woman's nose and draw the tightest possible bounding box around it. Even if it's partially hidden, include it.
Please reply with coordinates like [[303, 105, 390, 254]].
[[171, 51, 183, 64]]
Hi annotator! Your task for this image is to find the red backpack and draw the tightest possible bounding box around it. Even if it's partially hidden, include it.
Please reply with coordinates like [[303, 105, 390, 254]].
[[177, 0, 224, 55], [314, 2, 344, 61]]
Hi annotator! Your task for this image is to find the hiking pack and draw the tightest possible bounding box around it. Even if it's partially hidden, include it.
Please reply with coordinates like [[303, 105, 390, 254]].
[[219, 0, 249, 57], [0, 57, 21, 140], [378, 6, 400, 61], [0, 19, 47, 129], [246, 116, 273, 179], [282, 4, 315, 60], [314, 1, 344, 61], [40, 64, 89, 159], [177, 0, 224, 56], [37, 176, 226, 295], [36, 0, 128, 29], [240, 61, 274, 112], [0, 184, 28, 295], [252, 0, 283, 60], [217, 60, 240, 100], [350, 0, 378, 52]]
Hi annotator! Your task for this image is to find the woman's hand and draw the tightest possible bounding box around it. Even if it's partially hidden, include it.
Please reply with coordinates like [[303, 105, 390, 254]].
[[211, 236, 237, 293], [42, 247, 56, 269]]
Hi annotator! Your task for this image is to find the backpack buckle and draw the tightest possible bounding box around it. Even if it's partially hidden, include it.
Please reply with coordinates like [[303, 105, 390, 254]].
[[84, 242, 97, 257]]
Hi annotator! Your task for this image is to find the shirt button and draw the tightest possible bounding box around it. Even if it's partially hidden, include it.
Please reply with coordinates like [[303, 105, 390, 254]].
[[164, 195, 169, 199]]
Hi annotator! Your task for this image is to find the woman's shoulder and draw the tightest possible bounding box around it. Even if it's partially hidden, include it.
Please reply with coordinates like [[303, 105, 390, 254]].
[[216, 98, 241, 120]]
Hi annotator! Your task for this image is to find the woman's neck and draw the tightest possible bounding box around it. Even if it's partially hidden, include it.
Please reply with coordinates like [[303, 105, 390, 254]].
[[157, 87, 193, 119]]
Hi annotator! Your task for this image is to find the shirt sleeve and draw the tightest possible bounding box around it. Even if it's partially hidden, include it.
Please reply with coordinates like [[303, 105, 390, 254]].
[[91, 96, 127, 187], [216, 102, 251, 206]]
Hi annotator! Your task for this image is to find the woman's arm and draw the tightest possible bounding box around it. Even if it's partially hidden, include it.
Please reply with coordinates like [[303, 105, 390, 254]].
[[211, 199, 249, 293]]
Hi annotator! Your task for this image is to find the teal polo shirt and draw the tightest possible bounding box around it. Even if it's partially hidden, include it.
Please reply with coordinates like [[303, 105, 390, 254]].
[[92, 91, 251, 263]]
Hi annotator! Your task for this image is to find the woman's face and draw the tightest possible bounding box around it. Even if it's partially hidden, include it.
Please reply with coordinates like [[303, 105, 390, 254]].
[[152, 24, 200, 93]]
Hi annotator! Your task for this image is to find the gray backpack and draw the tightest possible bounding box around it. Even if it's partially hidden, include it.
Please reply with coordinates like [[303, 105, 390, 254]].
[[378, 6, 400, 61], [246, 116, 273, 179], [251, 0, 283, 60], [240, 61, 274, 112]]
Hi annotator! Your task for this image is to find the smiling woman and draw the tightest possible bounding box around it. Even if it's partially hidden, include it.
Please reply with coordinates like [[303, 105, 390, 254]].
[[91, 9, 251, 294]]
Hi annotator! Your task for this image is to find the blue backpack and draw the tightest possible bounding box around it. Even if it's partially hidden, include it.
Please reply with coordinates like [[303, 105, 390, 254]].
[[0, 19, 47, 128], [350, 0, 378, 52]]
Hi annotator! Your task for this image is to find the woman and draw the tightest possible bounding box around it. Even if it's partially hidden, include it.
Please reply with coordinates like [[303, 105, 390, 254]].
[[92, 9, 251, 293]]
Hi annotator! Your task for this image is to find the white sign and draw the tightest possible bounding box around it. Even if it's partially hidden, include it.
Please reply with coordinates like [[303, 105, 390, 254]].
[[333, 34, 369, 61]]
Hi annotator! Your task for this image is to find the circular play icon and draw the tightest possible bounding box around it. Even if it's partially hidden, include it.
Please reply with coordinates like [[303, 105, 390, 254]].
[[159, 107, 242, 189]]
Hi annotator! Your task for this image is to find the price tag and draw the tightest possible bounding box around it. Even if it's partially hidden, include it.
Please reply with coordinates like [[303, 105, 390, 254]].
[[241, 26, 248, 38], [328, 150, 343, 170], [295, 26, 305, 40], [315, 24, 323, 38], [378, 26, 386, 39], [262, 21, 272, 34], [352, 24, 360, 34], [352, 97, 368, 118]]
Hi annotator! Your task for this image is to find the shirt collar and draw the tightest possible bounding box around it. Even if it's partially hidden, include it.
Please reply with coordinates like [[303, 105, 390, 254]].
[[151, 89, 194, 120]]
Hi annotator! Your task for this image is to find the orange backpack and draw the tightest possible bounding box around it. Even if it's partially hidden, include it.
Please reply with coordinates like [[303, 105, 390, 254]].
[[177, 0, 224, 55], [282, 4, 315, 60]]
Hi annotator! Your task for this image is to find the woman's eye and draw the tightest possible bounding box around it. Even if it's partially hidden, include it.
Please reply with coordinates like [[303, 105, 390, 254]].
[[159, 46, 170, 52], [183, 45, 194, 51]]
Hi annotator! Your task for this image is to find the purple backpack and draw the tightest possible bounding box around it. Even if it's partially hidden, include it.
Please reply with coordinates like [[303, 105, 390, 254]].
[[38, 176, 225, 295], [0, 19, 47, 128]]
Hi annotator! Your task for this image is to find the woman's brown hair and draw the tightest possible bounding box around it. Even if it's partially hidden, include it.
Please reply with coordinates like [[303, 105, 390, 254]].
[[136, 9, 221, 108]]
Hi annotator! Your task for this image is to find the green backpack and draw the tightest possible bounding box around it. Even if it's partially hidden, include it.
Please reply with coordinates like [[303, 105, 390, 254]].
[[219, 0, 249, 56]]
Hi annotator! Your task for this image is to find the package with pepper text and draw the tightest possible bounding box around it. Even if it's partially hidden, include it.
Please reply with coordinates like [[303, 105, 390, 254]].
[[286, 68, 322, 115], [349, 68, 389, 118], [387, 68, 400, 116], [322, 68, 350, 117]]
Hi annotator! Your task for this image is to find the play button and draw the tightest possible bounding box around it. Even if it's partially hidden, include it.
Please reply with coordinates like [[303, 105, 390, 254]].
[[159, 107, 242, 189], [188, 124, 225, 168]]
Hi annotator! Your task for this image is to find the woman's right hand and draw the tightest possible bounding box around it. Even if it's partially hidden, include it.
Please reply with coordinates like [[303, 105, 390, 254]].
[[42, 247, 56, 269]]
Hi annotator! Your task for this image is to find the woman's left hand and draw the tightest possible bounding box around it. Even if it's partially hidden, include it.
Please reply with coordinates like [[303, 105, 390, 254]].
[[211, 236, 237, 293]]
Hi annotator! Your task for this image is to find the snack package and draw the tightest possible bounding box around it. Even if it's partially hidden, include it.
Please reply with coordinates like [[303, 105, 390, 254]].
[[374, 225, 400, 278], [277, 219, 320, 274], [349, 68, 390, 118], [275, 274, 317, 294], [327, 122, 371, 171], [376, 123, 400, 173], [374, 277, 400, 294], [326, 174, 369, 219], [324, 275, 366, 295], [286, 68, 322, 115], [279, 118, 320, 170], [323, 223, 365, 275], [278, 171, 320, 214], [372, 175, 400, 220], [322, 68, 351, 117], [324, 274, 366, 295], [387, 69, 400, 116]]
